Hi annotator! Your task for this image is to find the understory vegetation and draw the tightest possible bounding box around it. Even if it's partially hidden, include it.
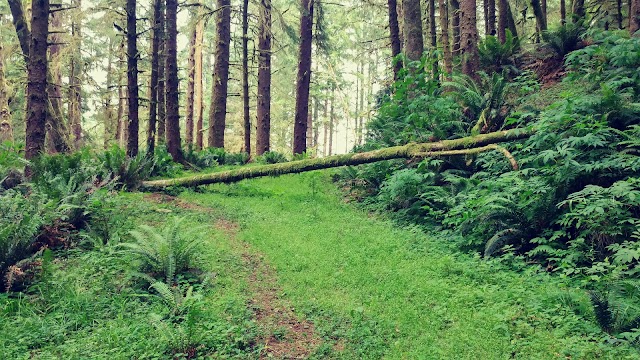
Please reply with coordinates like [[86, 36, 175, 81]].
[[338, 30, 640, 344], [2, 29, 640, 358]]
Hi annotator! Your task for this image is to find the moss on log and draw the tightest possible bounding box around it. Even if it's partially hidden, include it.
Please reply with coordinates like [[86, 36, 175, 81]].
[[142, 129, 530, 189]]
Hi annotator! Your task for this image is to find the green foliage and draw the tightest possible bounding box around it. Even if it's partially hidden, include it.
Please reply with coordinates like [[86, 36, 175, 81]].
[[121, 219, 204, 285], [444, 71, 515, 133], [224, 152, 250, 166], [0, 190, 55, 277], [255, 151, 289, 164], [542, 21, 586, 58], [98, 146, 155, 190], [367, 54, 462, 147], [479, 30, 520, 72]]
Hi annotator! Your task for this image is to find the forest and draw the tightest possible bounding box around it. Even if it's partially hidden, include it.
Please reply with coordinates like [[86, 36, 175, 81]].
[[1, 0, 640, 357]]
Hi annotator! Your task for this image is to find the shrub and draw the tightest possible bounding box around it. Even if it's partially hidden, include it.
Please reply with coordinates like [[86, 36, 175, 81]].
[[0, 190, 56, 283], [256, 151, 288, 164], [542, 21, 586, 58], [121, 218, 204, 285], [99, 145, 155, 190], [479, 30, 520, 73]]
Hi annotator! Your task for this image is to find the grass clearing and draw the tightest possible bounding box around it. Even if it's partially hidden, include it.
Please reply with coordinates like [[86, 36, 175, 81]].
[[184, 171, 638, 359]]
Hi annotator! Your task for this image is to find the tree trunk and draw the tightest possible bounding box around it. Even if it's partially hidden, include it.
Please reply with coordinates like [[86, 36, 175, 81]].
[[157, 1, 166, 145], [358, 60, 365, 145], [195, 15, 204, 150], [329, 87, 334, 156], [9, 0, 70, 153], [429, 0, 438, 77], [402, 0, 424, 61], [0, 42, 11, 142], [487, 0, 496, 35], [142, 129, 530, 189], [631, 0, 640, 35], [313, 94, 319, 148], [460, 0, 480, 80], [126, 0, 139, 157], [242, 0, 251, 155], [185, 22, 197, 147], [104, 38, 115, 149], [322, 98, 328, 156], [25, 0, 49, 161], [307, 102, 313, 148], [256, 0, 272, 155], [497, 0, 507, 42], [561, 0, 566, 25], [293, 0, 314, 154], [148, 0, 162, 154], [208, 0, 231, 149], [387, 0, 402, 80], [451, 0, 461, 56], [572, 0, 585, 21], [47, 10, 66, 153], [440, 0, 453, 74], [69, 0, 83, 149], [166, 0, 184, 161], [506, 1, 518, 39], [116, 40, 125, 146], [531, 0, 547, 40]]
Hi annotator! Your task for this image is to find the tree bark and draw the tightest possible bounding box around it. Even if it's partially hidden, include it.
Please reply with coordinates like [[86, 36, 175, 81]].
[[157, 1, 166, 144], [631, 0, 640, 35], [47, 10, 66, 153], [460, 0, 480, 80], [256, 0, 272, 155], [195, 15, 204, 150], [69, 0, 83, 149], [505, 0, 518, 37], [387, 0, 402, 80], [572, 0, 585, 21], [429, 0, 438, 77], [8, 0, 70, 153], [293, 0, 314, 154], [166, 0, 184, 161], [104, 37, 115, 149], [328, 87, 334, 156], [561, 0, 566, 25], [531, 0, 547, 40], [0, 41, 11, 142], [185, 22, 197, 147], [451, 0, 461, 56], [25, 0, 49, 161], [497, 0, 507, 42], [116, 40, 125, 146], [440, 0, 453, 74], [126, 0, 139, 157], [242, 0, 251, 155], [142, 129, 530, 189], [402, 0, 424, 61], [148, 0, 162, 154], [487, 0, 496, 35], [208, 0, 232, 149]]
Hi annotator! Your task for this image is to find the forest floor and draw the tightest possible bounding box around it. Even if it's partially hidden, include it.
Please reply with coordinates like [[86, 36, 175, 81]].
[[1, 171, 638, 358]]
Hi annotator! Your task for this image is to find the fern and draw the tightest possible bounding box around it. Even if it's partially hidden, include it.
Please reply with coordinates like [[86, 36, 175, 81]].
[[121, 218, 205, 285]]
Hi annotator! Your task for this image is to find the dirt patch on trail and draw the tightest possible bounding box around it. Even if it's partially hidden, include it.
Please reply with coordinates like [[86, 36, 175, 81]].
[[143, 193, 322, 359], [218, 220, 322, 359]]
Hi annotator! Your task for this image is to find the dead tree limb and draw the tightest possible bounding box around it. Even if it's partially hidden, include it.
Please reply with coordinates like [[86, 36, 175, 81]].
[[141, 129, 531, 189]]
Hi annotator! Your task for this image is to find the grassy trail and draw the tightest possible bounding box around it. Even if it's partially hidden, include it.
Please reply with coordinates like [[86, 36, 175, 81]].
[[183, 171, 636, 359]]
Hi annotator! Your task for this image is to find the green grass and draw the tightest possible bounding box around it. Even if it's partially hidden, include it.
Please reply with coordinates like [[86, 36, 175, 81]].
[[183, 171, 639, 359], [0, 194, 257, 359], [2, 171, 638, 358]]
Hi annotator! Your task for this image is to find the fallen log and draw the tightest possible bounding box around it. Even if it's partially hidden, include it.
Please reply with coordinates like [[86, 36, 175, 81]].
[[141, 128, 530, 189]]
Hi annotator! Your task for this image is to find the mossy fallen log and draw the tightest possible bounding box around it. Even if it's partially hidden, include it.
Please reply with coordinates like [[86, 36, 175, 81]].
[[142, 129, 530, 189]]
